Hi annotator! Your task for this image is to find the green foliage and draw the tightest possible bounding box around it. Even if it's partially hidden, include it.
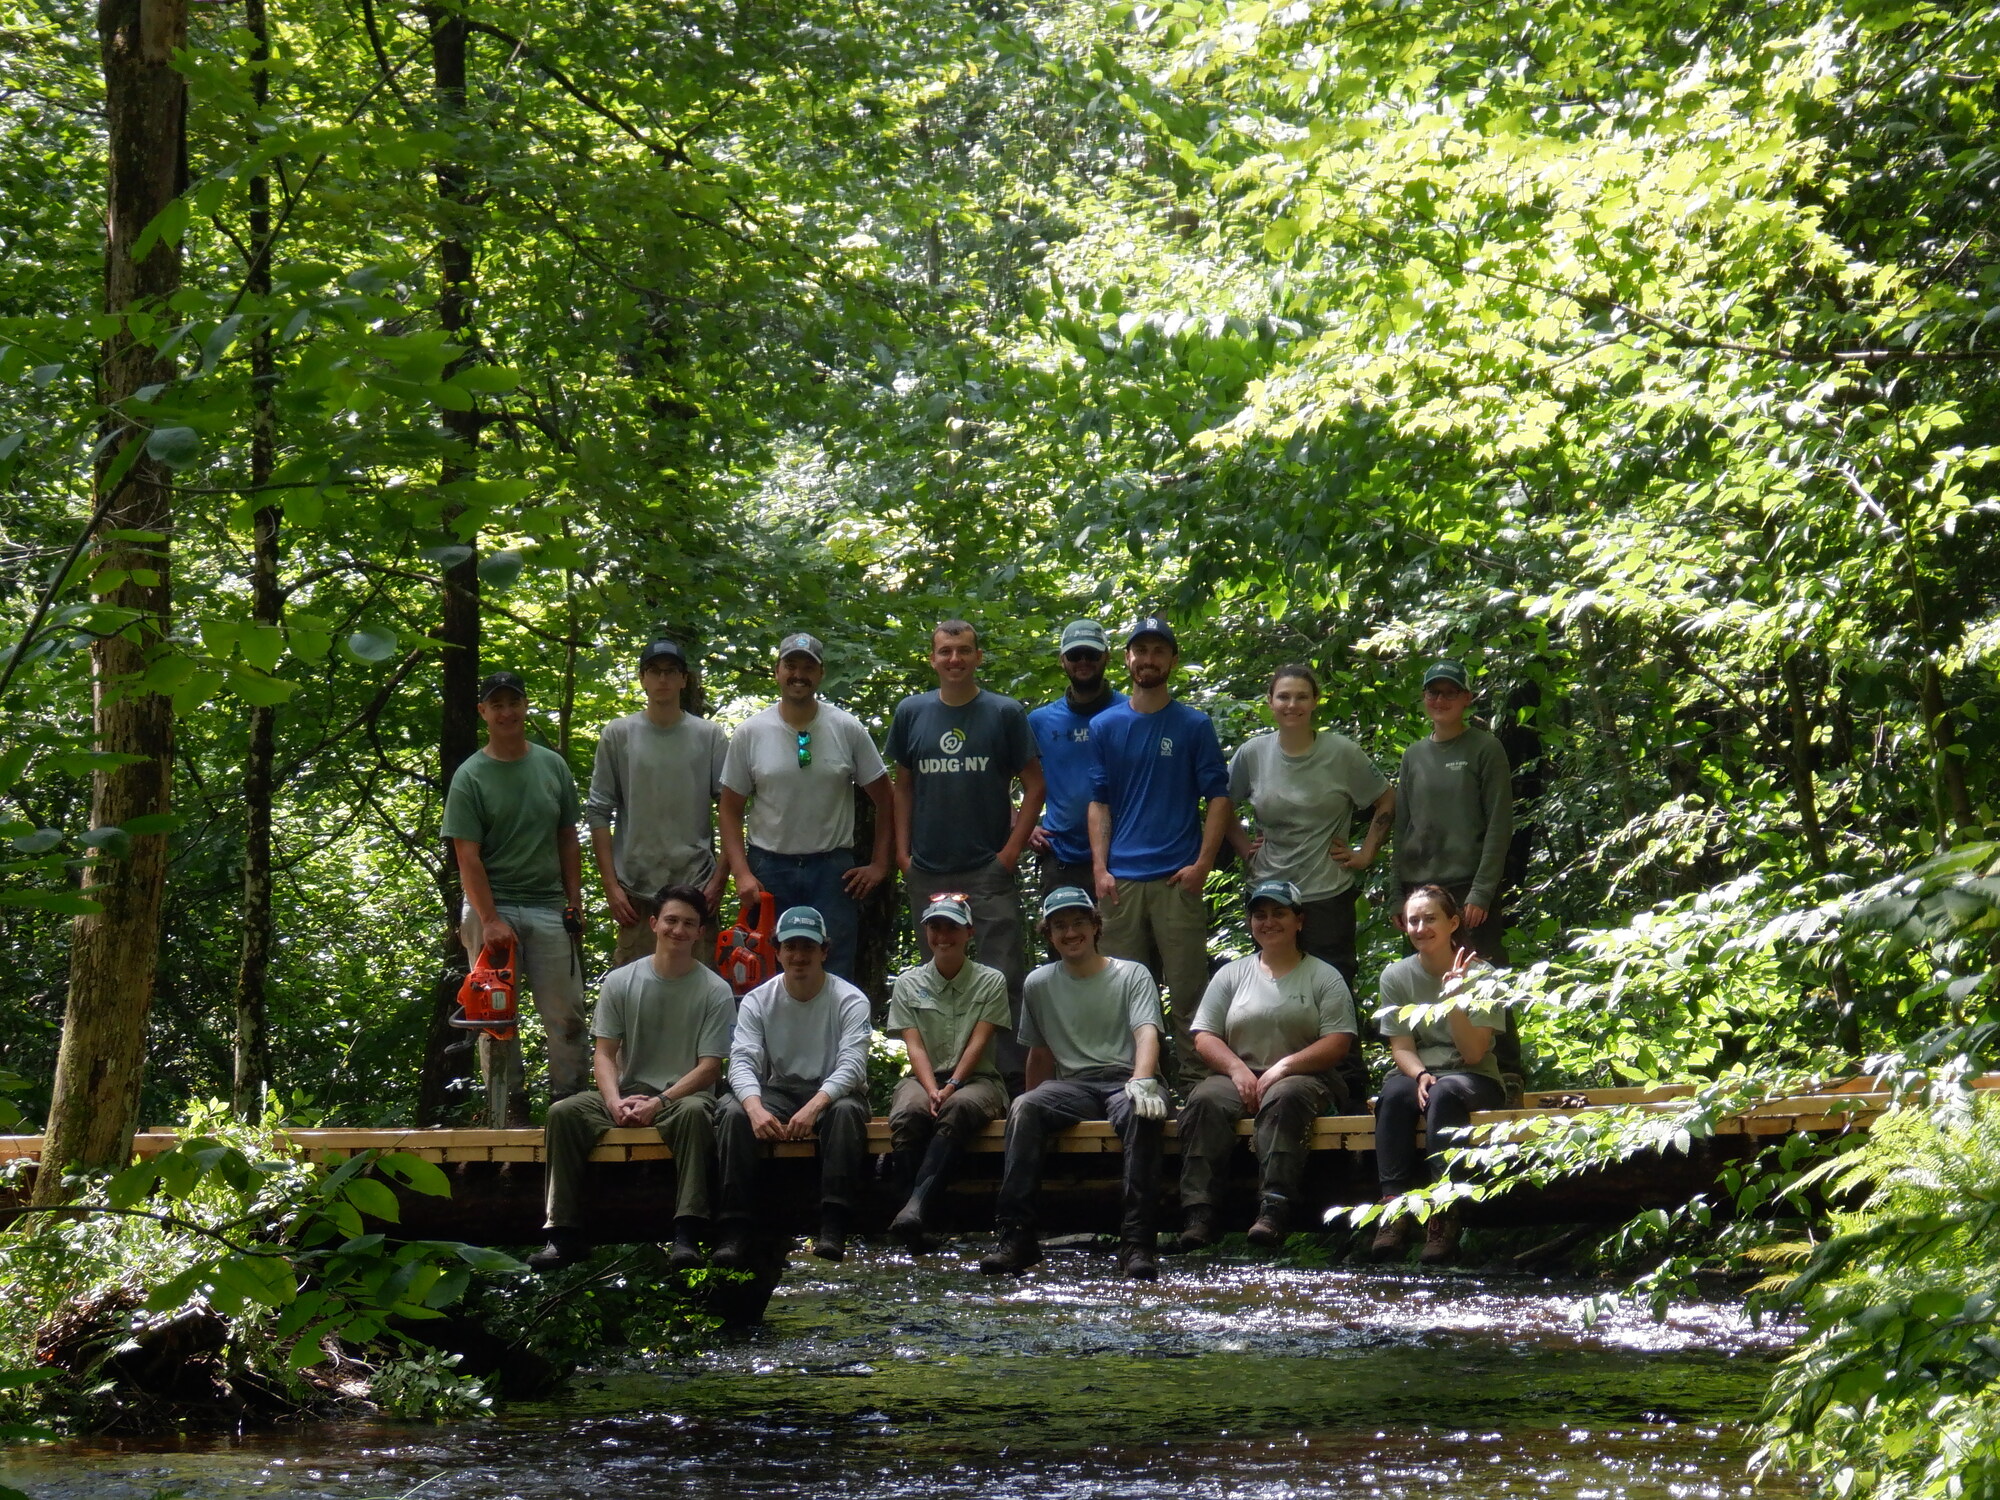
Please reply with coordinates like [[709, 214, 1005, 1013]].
[[365, 1350, 492, 1422]]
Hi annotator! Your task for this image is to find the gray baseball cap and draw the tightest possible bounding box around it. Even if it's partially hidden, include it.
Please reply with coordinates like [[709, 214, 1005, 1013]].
[[1058, 620, 1110, 656], [778, 632, 825, 663], [919, 894, 974, 927], [1246, 879, 1305, 911], [640, 639, 688, 669]]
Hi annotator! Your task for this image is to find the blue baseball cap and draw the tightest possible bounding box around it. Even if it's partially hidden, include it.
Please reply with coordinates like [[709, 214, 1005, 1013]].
[[774, 906, 828, 944], [1039, 885, 1097, 920], [1126, 615, 1177, 648]]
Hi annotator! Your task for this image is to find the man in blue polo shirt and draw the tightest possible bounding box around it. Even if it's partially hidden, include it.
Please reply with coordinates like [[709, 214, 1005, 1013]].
[[1028, 620, 1126, 897], [1087, 616, 1232, 1081]]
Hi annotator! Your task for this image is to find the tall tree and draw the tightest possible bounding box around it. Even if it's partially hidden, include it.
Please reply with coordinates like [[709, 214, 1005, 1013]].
[[35, 0, 190, 1198]]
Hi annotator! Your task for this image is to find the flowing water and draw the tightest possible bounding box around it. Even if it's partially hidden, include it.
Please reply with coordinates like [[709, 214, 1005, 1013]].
[[7, 1241, 1801, 1500]]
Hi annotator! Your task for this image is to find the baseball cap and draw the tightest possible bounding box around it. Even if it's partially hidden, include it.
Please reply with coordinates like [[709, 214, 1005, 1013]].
[[640, 639, 688, 670], [1058, 620, 1110, 656], [1039, 885, 1097, 920], [477, 670, 528, 702], [1246, 878, 1305, 911], [1422, 660, 1472, 691], [920, 894, 974, 927], [774, 906, 828, 944], [1126, 615, 1177, 648], [778, 632, 824, 663]]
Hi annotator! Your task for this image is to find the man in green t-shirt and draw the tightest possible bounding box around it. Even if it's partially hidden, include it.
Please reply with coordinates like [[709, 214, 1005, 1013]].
[[530, 884, 735, 1272], [980, 886, 1171, 1282], [884, 893, 1013, 1251], [441, 671, 587, 1122]]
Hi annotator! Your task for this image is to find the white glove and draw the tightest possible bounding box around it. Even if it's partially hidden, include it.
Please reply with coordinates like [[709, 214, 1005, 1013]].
[[1124, 1076, 1169, 1120]]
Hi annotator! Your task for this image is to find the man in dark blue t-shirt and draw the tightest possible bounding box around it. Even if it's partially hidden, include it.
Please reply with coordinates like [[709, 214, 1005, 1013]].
[[886, 619, 1044, 1076], [1028, 620, 1127, 897], [1086, 616, 1232, 1081]]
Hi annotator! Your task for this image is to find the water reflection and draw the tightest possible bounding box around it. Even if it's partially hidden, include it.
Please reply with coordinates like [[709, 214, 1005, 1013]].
[[6, 1242, 1799, 1500]]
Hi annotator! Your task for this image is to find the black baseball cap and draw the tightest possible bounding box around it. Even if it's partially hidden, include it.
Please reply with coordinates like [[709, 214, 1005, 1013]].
[[641, 639, 689, 670], [1127, 615, 1178, 648], [478, 670, 528, 702]]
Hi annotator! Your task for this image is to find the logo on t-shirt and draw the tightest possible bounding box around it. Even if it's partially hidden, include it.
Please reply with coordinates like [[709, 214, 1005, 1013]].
[[920, 725, 988, 775], [1446, 759, 1469, 772], [1159, 737, 1175, 757], [940, 728, 966, 755], [1069, 727, 1090, 743]]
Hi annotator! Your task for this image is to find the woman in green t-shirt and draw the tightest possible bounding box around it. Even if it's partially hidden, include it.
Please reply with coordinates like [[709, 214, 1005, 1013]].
[[1177, 879, 1358, 1253], [1370, 884, 1508, 1266]]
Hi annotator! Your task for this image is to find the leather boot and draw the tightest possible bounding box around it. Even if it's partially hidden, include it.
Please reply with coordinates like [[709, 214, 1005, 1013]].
[[813, 1204, 848, 1262], [1176, 1204, 1219, 1253], [711, 1221, 756, 1271], [1419, 1206, 1461, 1266], [667, 1217, 707, 1272], [890, 1135, 964, 1251], [526, 1228, 588, 1272], [979, 1226, 1043, 1276], [1247, 1195, 1290, 1249], [1370, 1198, 1413, 1261], [1117, 1238, 1159, 1281]]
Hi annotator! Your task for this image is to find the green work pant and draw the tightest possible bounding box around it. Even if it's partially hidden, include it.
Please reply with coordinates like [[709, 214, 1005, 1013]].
[[886, 1075, 1008, 1154], [1097, 876, 1211, 1082], [543, 1089, 717, 1228], [1176, 1071, 1331, 1209]]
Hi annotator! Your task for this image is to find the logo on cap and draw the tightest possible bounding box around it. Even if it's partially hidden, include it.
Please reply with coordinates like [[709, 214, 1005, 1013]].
[[779, 632, 825, 662]]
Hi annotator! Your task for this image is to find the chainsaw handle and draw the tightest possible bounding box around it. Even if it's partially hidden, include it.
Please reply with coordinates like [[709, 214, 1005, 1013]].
[[738, 890, 776, 935]]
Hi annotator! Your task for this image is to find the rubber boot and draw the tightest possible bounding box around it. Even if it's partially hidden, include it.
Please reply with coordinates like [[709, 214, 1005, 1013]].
[[526, 1227, 588, 1272], [890, 1135, 964, 1252], [979, 1226, 1043, 1276], [711, 1220, 756, 1271], [1247, 1194, 1290, 1249], [1176, 1204, 1219, 1253], [813, 1204, 848, 1262], [667, 1217, 707, 1272]]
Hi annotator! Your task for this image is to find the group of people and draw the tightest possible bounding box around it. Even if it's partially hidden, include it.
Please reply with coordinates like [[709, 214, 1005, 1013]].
[[440, 615, 1520, 1275]]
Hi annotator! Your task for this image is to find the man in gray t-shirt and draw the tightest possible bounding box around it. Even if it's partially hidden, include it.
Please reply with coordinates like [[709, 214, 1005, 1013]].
[[718, 633, 893, 982], [586, 639, 730, 968], [980, 887, 1171, 1282], [885, 619, 1044, 1080]]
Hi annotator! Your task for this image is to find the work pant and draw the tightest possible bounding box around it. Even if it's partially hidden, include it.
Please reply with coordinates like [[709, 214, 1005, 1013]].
[[716, 1083, 870, 1221], [886, 1075, 1008, 1154], [1396, 880, 1519, 1079], [1177, 1071, 1334, 1209], [543, 1090, 716, 1227], [906, 859, 1025, 1075], [996, 1071, 1167, 1242], [1373, 1069, 1507, 1196], [461, 902, 590, 1113], [748, 846, 860, 981], [1036, 850, 1095, 899], [1098, 877, 1210, 1081], [1301, 891, 1371, 1102]]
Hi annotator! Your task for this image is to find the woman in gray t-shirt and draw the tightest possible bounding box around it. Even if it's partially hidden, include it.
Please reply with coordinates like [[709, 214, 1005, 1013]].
[[1370, 884, 1508, 1267], [1177, 879, 1358, 1253]]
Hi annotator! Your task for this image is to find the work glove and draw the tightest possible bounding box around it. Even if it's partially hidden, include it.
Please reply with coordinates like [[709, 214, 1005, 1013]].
[[562, 904, 586, 938], [1124, 1076, 1169, 1120]]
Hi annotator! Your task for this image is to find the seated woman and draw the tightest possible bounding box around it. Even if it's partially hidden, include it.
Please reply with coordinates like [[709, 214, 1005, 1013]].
[[1371, 883, 1508, 1265], [1177, 879, 1358, 1252]]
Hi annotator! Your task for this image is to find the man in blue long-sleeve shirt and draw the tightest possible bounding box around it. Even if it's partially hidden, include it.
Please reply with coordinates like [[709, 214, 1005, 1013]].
[[1086, 617, 1233, 1082], [714, 906, 872, 1265], [1028, 620, 1127, 896]]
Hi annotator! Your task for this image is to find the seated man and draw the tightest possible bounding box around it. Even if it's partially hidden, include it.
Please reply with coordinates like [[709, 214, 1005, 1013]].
[[886, 892, 1013, 1250], [531, 884, 735, 1272], [980, 886, 1171, 1281], [716, 905, 872, 1266]]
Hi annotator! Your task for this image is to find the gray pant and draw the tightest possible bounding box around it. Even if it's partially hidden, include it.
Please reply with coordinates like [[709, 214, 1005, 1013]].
[[887, 1074, 1008, 1153], [461, 902, 589, 1116], [543, 1090, 716, 1227], [716, 1083, 870, 1222], [1177, 1071, 1332, 1209], [1097, 877, 1210, 1082], [906, 858, 1025, 1074], [996, 1071, 1168, 1242]]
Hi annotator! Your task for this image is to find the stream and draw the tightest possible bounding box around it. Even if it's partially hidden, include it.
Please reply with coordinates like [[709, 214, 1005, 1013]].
[[6, 1240, 1802, 1500]]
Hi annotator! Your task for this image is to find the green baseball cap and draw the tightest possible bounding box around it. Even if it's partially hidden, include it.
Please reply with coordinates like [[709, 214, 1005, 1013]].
[[920, 894, 974, 927], [1245, 879, 1305, 911], [774, 906, 828, 944], [1422, 660, 1471, 691], [1058, 620, 1110, 656], [1038, 885, 1097, 920]]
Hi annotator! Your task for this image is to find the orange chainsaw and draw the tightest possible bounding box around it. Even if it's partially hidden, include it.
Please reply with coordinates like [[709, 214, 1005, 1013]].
[[715, 892, 778, 997], [451, 937, 520, 1041]]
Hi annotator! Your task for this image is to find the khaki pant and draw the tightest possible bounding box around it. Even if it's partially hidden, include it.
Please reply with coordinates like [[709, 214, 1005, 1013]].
[[543, 1090, 717, 1227], [1097, 876, 1210, 1082], [461, 902, 590, 1117], [886, 1075, 1008, 1154], [1177, 1071, 1332, 1209]]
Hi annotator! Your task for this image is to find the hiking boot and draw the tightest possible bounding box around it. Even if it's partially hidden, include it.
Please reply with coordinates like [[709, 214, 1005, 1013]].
[[889, 1200, 937, 1253], [1501, 1073, 1526, 1110], [1176, 1204, 1220, 1253], [1419, 1207, 1462, 1266], [813, 1207, 848, 1262], [1117, 1239, 1159, 1281], [526, 1230, 588, 1272], [1247, 1196, 1290, 1249], [1370, 1205, 1413, 1261], [711, 1223, 756, 1271], [667, 1217, 707, 1273], [979, 1227, 1044, 1276]]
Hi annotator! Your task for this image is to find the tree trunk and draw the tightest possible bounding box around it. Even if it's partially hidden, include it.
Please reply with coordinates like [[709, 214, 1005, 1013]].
[[35, 0, 190, 1200], [415, 2, 483, 1125], [1779, 650, 1830, 872], [232, 0, 277, 1121]]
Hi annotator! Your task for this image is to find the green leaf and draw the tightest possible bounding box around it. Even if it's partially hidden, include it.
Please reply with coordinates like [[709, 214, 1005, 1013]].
[[224, 669, 300, 707], [476, 549, 524, 589], [379, 1151, 452, 1198], [343, 1176, 402, 1223], [0, 743, 30, 793], [9, 828, 61, 854], [145, 426, 201, 470], [346, 625, 398, 663], [453, 364, 521, 393], [0, 889, 102, 915], [80, 825, 130, 856]]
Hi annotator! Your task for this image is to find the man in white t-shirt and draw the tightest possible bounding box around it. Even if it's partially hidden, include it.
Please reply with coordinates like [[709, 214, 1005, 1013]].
[[718, 632, 893, 981]]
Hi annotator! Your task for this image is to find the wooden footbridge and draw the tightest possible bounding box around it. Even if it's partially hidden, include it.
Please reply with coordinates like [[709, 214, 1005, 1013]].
[[6, 1077, 1982, 1246]]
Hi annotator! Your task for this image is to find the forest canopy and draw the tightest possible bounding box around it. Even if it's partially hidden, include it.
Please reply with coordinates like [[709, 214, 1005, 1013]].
[[2, 0, 1999, 1138]]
